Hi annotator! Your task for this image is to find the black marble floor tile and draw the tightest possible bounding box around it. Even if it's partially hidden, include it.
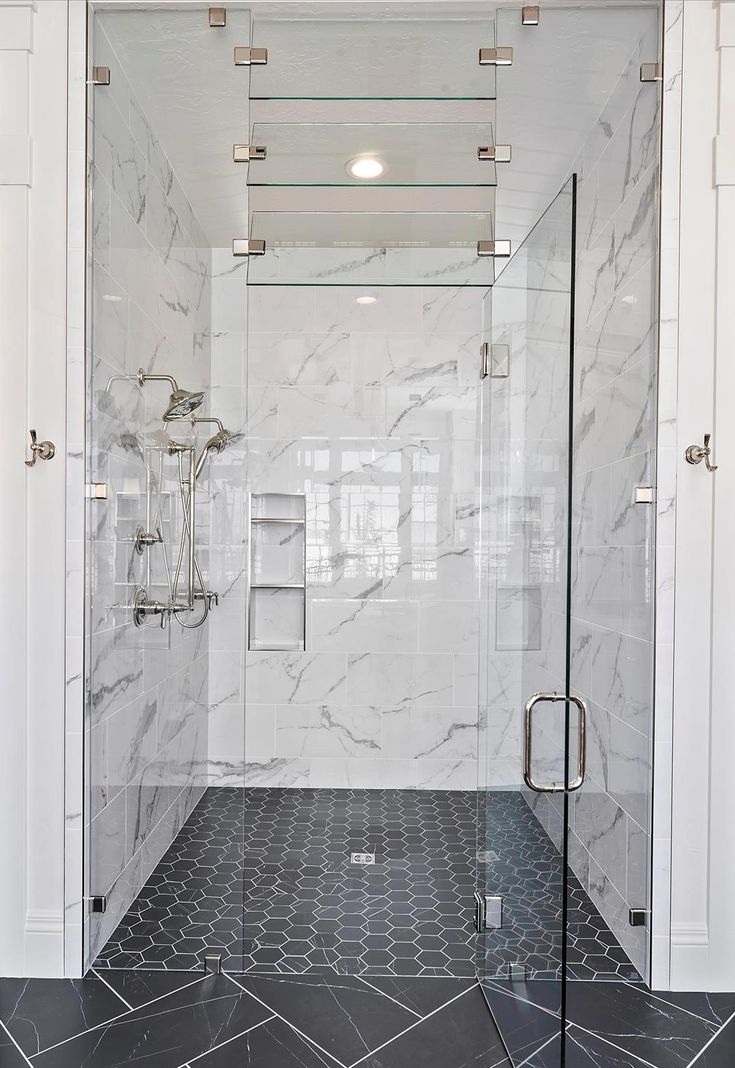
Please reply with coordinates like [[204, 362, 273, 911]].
[[0, 1022, 32, 1067], [93, 968, 208, 1010], [564, 981, 721, 1066], [230, 973, 417, 1065], [481, 981, 559, 1064], [356, 975, 476, 1017], [695, 1016, 735, 1066], [0, 974, 127, 1057], [564, 1025, 664, 1067], [191, 1017, 336, 1067], [643, 988, 735, 1029], [31, 974, 271, 1068], [360, 985, 510, 1068]]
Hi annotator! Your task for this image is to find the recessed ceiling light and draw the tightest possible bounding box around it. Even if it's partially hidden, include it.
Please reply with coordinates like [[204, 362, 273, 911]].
[[346, 156, 385, 180], [356, 295, 377, 305]]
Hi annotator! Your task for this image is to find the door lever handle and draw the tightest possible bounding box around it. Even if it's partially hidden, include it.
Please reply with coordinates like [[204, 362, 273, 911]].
[[685, 433, 718, 472], [25, 429, 56, 467]]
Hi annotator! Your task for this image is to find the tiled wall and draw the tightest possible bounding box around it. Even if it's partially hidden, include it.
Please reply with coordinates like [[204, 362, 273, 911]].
[[527, 14, 661, 977], [85, 22, 211, 966], [206, 273, 483, 790]]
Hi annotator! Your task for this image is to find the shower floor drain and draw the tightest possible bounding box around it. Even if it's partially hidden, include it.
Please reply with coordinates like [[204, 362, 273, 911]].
[[477, 850, 499, 863], [350, 852, 375, 865]]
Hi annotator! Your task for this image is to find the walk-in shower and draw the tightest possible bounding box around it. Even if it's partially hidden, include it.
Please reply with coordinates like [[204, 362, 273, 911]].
[[83, 3, 662, 1063]]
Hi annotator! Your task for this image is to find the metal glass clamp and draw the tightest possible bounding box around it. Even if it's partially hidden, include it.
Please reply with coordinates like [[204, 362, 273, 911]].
[[234, 47, 268, 66], [25, 429, 56, 467], [478, 145, 512, 164], [685, 433, 718, 472], [232, 238, 266, 257], [523, 691, 587, 793], [233, 145, 267, 163], [477, 239, 511, 258], [479, 47, 513, 66]]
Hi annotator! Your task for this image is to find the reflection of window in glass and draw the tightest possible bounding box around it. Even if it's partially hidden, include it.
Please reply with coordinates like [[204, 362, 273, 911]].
[[411, 485, 438, 582], [339, 484, 400, 581], [306, 485, 332, 584]]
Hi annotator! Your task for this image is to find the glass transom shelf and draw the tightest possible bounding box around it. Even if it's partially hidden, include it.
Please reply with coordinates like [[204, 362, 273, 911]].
[[248, 124, 498, 187], [246, 211, 497, 287], [249, 18, 496, 100]]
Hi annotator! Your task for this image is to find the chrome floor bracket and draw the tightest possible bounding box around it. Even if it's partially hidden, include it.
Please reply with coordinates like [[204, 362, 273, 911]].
[[203, 952, 222, 973], [479, 47, 513, 66], [88, 66, 110, 86], [90, 896, 107, 914]]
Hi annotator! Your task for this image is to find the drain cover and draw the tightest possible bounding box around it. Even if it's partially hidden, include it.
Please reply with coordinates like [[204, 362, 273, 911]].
[[350, 852, 376, 865], [477, 850, 499, 863]]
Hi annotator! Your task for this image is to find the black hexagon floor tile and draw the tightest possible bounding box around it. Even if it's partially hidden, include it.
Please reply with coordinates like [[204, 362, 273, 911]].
[[94, 788, 639, 981]]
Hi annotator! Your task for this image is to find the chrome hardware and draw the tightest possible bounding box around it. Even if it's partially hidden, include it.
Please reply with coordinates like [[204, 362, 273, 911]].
[[234, 46, 268, 66], [350, 852, 375, 866], [208, 7, 226, 27], [203, 952, 223, 973], [474, 892, 503, 932], [90, 896, 107, 914], [479, 47, 513, 66], [629, 908, 647, 928], [88, 66, 110, 86], [477, 239, 511, 258], [85, 483, 108, 500], [478, 144, 512, 164], [134, 525, 163, 556], [508, 963, 528, 981], [685, 433, 718, 471], [640, 63, 663, 83], [25, 429, 56, 467], [633, 486, 655, 505], [480, 342, 489, 379], [233, 238, 266, 257], [523, 691, 587, 793], [233, 144, 267, 163], [480, 342, 510, 379], [522, 5, 540, 25]]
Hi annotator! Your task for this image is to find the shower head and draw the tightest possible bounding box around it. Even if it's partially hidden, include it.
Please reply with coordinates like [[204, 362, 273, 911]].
[[135, 368, 206, 421], [162, 388, 206, 421], [193, 420, 243, 479]]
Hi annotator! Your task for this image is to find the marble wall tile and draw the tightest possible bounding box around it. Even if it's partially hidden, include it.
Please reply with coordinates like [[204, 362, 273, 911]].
[[310, 599, 419, 653], [276, 704, 381, 759], [246, 651, 348, 705], [346, 652, 453, 707]]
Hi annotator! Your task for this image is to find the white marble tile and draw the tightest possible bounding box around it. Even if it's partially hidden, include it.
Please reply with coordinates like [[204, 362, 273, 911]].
[[310, 599, 418, 653], [246, 651, 348, 705], [276, 704, 381, 759], [418, 601, 479, 654], [382, 705, 477, 760], [346, 652, 452, 707]]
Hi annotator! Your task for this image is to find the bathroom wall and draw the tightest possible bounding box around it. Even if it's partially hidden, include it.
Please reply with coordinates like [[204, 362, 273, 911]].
[[85, 21, 211, 965], [205, 269, 483, 790], [525, 14, 661, 976]]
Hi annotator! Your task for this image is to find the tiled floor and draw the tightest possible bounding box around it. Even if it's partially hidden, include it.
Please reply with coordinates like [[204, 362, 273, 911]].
[[0, 970, 734, 1067], [95, 787, 638, 980]]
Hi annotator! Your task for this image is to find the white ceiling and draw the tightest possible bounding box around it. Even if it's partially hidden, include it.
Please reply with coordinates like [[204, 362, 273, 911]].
[[98, 1, 656, 250]]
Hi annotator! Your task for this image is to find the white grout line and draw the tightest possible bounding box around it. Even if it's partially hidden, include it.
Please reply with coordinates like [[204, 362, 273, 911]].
[[685, 1007, 735, 1067], [182, 1015, 276, 1066], [346, 982, 477, 1068], [514, 1033, 557, 1068], [354, 976, 423, 1019], [91, 968, 134, 1012], [223, 974, 350, 1068], [29, 975, 209, 1058], [0, 1019, 33, 1067]]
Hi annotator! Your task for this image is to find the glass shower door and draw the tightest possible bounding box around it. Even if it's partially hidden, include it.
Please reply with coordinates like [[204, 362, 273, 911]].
[[476, 176, 578, 1066]]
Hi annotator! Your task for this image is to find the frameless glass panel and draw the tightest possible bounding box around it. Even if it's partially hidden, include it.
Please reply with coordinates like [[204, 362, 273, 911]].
[[250, 18, 496, 100], [248, 123, 497, 187], [476, 177, 576, 1066], [247, 211, 496, 286]]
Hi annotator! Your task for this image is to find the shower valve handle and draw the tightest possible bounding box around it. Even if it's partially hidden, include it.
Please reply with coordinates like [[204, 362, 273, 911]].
[[685, 433, 718, 472], [25, 429, 56, 467]]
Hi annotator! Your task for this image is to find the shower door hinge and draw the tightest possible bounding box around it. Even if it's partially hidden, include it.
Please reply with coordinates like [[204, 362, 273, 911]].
[[477, 239, 511, 258], [89, 896, 107, 914], [479, 47, 513, 66], [233, 144, 268, 163], [522, 5, 540, 25], [478, 144, 512, 164], [232, 238, 266, 256], [481, 342, 510, 379], [640, 63, 662, 83], [209, 7, 226, 27], [88, 66, 110, 86], [85, 483, 108, 500], [474, 891, 503, 931], [633, 485, 655, 505], [234, 46, 268, 66]]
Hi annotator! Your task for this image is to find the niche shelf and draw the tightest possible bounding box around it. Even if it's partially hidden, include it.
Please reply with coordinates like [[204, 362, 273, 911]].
[[248, 494, 306, 652]]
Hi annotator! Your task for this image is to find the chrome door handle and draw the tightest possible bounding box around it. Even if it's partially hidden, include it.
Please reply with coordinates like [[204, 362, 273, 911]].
[[523, 691, 587, 793], [25, 428, 56, 467]]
